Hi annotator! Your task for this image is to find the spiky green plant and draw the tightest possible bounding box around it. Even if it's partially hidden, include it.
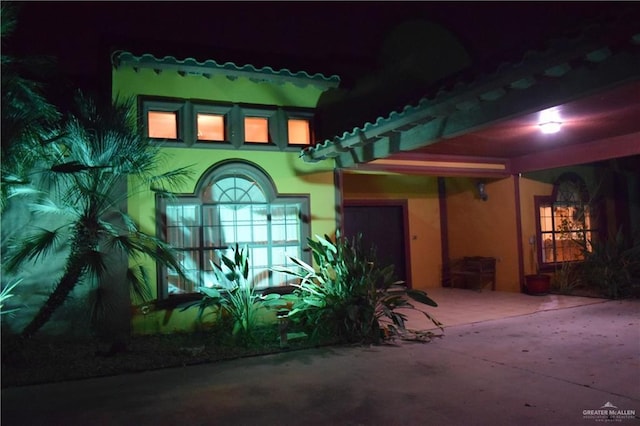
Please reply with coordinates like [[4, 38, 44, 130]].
[[0, 279, 23, 317], [580, 227, 640, 299], [4, 93, 192, 338], [274, 232, 443, 344], [182, 244, 287, 346]]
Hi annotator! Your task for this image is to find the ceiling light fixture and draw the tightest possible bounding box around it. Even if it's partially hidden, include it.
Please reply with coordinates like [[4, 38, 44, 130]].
[[538, 107, 563, 134]]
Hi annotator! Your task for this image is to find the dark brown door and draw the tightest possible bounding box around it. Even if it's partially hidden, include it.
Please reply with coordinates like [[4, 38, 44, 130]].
[[343, 203, 409, 286]]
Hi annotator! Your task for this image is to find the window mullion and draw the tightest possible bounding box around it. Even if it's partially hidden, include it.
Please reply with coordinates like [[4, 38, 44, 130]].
[[198, 204, 204, 289], [267, 203, 273, 287]]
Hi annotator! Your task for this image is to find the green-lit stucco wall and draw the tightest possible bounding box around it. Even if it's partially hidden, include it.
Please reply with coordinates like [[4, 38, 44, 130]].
[[113, 67, 327, 108], [113, 61, 337, 334]]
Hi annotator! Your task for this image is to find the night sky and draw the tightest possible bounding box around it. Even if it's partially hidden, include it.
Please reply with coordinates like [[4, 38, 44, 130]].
[[5, 2, 635, 96]]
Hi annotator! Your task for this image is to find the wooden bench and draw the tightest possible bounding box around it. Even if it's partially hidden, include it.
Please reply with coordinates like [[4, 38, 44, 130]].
[[449, 256, 496, 291]]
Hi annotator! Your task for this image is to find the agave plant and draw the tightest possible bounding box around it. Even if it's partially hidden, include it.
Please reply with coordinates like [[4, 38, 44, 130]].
[[182, 244, 288, 346], [3, 92, 192, 338], [274, 232, 443, 344]]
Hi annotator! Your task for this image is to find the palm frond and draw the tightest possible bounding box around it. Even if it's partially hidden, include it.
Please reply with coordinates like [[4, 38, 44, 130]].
[[1, 3, 18, 39], [126, 265, 153, 304], [0, 278, 23, 315], [147, 165, 194, 194], [7, 185, 43, 198], [4, 227, 66, 272], [104, 231, 186, 281], [84, 249, 108, 281], [29, 198, 78, 219]]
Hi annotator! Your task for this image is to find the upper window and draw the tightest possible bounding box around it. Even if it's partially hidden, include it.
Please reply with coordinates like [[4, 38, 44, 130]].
[[158, 162, 310, 298], [535, 174, 596, 267], [287, 118, 311, 145], [143, 100, 184, 141], [244, 117, 269, 143], [197, 113, 225, 141], [140, 97, 314, 149], [148, 111, 178, 139]]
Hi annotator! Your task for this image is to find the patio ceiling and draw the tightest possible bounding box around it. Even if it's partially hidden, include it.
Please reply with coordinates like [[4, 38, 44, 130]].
[[302, 24, 640, 178]]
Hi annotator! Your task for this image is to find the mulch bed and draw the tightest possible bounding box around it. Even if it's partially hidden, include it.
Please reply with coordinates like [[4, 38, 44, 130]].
[[1, 330, 324, 388]]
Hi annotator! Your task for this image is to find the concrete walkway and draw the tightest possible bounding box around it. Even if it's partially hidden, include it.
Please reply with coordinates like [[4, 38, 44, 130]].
[[2, 289, 639, 426]]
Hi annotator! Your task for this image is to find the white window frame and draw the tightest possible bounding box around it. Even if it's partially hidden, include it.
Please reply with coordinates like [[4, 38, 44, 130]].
[[156, 161, 311, 299]]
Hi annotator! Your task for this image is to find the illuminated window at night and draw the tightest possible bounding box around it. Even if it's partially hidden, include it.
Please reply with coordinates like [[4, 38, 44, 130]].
[[148, 111, 178, 139], [159, 162, 309, 296], [535, 175, 596, 266], [244, 117, 269, 143], [141, 97, 314, 148], [288, 118, 311, 145], [197, 113, 225, 141]]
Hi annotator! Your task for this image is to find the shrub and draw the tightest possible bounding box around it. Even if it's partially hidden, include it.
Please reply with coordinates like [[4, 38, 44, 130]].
[[274, 233, 443, 344], [182, 244, 290, 347], [580, 228, 640, 299]]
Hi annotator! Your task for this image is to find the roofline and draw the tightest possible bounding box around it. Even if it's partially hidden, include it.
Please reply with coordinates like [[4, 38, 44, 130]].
[[111, 51, 341, 91], [302, 20, 640, 166]]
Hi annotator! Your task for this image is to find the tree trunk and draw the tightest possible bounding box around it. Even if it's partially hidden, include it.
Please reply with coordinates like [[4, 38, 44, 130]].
[[20, 255, 86, 338]]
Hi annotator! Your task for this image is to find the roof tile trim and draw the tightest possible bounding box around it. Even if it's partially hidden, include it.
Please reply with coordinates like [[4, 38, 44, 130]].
[[303, 25, 640, 162], [111, 51, 340, 90]]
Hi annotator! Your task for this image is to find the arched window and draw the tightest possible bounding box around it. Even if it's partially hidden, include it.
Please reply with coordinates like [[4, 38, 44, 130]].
[[158, 161, 310, 297], [534, 173, 597, 268]]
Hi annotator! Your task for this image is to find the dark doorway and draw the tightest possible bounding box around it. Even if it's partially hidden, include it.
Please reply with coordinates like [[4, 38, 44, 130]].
[[343, 202, 410, 287]]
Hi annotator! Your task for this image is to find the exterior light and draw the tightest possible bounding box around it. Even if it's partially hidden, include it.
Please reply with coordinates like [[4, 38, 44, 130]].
[[538, 107, 562, 134], [477, 181, 488, 201]]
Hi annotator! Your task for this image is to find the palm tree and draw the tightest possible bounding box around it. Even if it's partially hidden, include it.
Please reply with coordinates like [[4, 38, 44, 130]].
[[1, 3, 62, 318], [1, 2, 61, 211], [4, 92, 192, 338]]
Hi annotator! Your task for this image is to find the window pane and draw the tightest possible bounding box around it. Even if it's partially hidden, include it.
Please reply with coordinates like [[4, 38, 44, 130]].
[[219, 205, 238, 245], [169, 251, 199, 294], [249, 247, 270, 288], [555, 236, 583, 262], [197, 113, 225, 141], [148, 111, 177, 139], [538, 187, 594, 265], [288, 119, 311, 145], [212, 176, 266, 203], [162, 165, 310, 293], [541, 234, 554, 263], [165, 205, 200, 247], [271, 245, 302, 286], [202, 205, 219, 247], [244, 117, 269, 143], [252, 205, 268, 243], [202, 249, 217, 285], [539, 205, 553, 232], [272, 204, 300, 243]]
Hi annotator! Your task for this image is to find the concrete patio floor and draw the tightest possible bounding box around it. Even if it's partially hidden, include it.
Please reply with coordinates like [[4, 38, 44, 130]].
[[405, 287, 611, 328], [2, 289, 639, 426]]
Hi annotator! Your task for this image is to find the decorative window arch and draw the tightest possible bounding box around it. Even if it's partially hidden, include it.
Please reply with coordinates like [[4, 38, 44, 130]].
[[534, 173, 597, 269], [157, 160, 310, 298]]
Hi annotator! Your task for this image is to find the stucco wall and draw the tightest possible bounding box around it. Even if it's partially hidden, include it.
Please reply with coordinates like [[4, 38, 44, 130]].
[[446, 176, 520, 292], [342, 172, 442, 290], [113, 61, 337, 334], [129, 149, 336, 300], [518, 177, 554, 276], [112, 68, 326, 108]]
